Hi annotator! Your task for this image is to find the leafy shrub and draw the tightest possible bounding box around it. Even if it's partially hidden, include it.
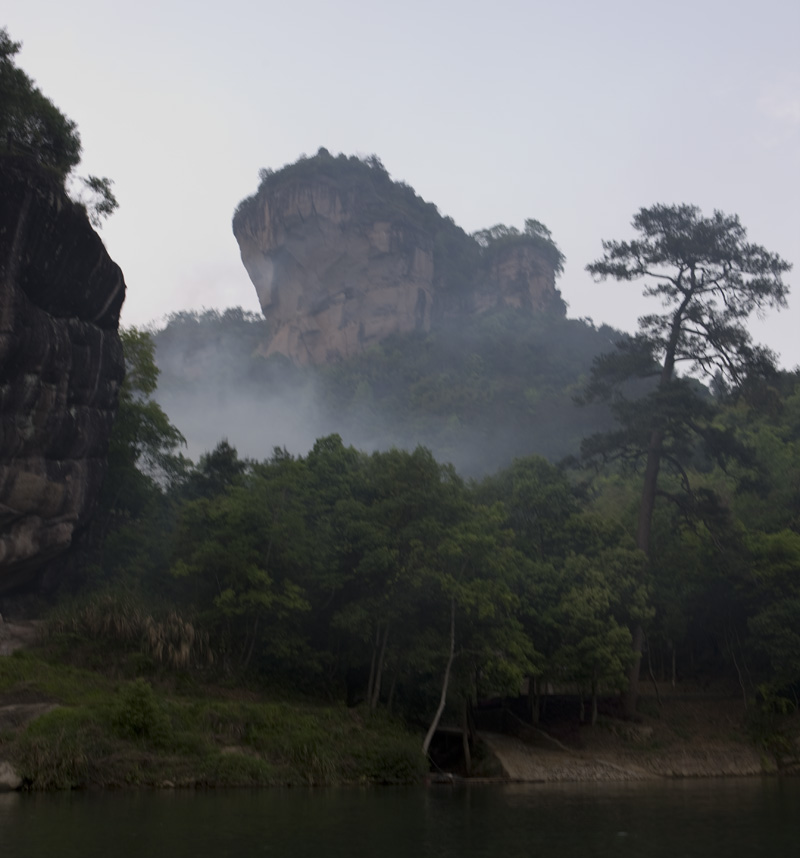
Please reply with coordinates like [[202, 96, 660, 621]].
[[203, 751, 276, 786], [349, 732, 426, 783], [112, 678, 171, 745]]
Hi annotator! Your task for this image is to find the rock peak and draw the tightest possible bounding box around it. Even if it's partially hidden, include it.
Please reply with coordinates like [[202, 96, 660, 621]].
[[233, 150, 565, 365]]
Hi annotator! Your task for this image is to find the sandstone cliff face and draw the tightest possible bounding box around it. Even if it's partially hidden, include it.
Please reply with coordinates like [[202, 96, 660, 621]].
[[477, 243, 561, 315], [236, 179, 434, 365], [0, 159, 125, 594], [233, 155, 564, 365]]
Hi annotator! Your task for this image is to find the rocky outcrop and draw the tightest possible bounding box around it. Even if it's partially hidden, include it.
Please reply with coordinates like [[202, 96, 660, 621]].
[[236, 179, 434, 364], [233, 152, 565, 364], [478, 243, 562, 314], [0, 158, 125, 594]]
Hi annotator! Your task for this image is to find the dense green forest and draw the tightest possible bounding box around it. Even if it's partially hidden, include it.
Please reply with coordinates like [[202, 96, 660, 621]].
[[69, 319, 800, 736], [3, 27, 799, 786], [72, 200, 797, 761]]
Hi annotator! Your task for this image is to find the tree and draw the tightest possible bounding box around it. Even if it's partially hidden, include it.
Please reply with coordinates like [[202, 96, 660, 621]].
[[419, 501, 536, 759], [472, 219, 565, 275], [1, 27, 117, 225], [1, 28, 81, 177], [72, 175, 119, 227], [584, 203, 791, 714], [102, 328, 187, 520], [171, 453, 314, 675]]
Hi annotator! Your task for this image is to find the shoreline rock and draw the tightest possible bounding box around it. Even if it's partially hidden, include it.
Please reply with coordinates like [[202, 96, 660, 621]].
[[0, 761, 22, 792]]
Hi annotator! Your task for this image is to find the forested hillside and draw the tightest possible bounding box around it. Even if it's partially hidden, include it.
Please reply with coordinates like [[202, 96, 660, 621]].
[[4, 23, 800, 792], [52, 336, 800, 733], [151, 306, 621, 474]]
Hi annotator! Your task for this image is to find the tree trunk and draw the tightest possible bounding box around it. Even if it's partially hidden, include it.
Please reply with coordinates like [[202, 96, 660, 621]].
[[240, 616, 260, 670], [366, 625, 379, 706], [624, 308, 686, 715], [370, 623, 390, 710], [623, 425, 665, 717], [387, 672, 398, 714], [422, 598, 456, 758], [527, 675, 540, 725], [636, 428, 664, 555], [591, 667, 598, 726], [671, 642, 676, 688], [646, 631, 662, 708], [624, 623, 645, 718], [461, 698, 472, 776]]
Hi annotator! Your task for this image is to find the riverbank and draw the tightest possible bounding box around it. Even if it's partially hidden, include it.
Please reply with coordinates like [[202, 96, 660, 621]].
[[2, 639, 798, 790], [0, 649, 426, 790], [479, 691, 800, 782]]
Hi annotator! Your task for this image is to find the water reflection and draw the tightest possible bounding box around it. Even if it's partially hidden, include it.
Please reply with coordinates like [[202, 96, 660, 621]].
[[2, 779, 798, 858]]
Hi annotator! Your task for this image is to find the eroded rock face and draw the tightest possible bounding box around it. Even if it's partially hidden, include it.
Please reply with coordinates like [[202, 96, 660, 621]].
[[236, 179, 434, 365], [233, 157, 565, 364], [479, 244, 563, 315], [0, 159, 125, 594]]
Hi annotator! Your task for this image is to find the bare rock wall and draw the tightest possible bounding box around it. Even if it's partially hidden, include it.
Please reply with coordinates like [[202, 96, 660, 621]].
[[0, 159, 125, 594], [234, 165, 565, 364]]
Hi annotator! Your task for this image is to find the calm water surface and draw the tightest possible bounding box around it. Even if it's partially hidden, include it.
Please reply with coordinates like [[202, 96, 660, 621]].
[[1, 779, 798, 857]]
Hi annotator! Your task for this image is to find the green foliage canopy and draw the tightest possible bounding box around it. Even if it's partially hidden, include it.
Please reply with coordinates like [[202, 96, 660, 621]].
[[1, 27, 117, 225], [0, 27, 81, 178]]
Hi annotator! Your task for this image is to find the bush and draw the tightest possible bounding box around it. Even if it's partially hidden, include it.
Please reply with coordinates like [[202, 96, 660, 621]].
[[15, 707, 103, 789], [348, 731, 426, 783], [112, 678, 171, 746]]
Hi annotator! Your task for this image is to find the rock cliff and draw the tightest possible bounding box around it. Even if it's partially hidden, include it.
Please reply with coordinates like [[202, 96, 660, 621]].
[[233, 151, 565, 364], [0, 158, 126, 594]]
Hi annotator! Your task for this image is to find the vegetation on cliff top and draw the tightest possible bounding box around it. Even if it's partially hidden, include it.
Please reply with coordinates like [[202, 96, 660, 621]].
[[0, 27, 117, 225]]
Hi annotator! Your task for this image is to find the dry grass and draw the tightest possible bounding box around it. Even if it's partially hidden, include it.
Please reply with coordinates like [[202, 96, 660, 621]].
[[45, 592, 212, 671]]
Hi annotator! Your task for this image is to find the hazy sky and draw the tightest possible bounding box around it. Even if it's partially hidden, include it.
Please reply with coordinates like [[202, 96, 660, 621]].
[[6, 0, 800, 368]]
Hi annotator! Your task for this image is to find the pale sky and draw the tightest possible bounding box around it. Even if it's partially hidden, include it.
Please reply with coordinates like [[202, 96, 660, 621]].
[[6, 0, 800, 368]]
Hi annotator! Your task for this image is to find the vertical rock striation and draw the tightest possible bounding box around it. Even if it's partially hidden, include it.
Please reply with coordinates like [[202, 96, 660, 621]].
[[0, 158, 125, 594], [236, 178, 434, 364]]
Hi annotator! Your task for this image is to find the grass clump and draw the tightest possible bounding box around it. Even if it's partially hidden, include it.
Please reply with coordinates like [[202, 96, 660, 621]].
[[44, 590, 212, 673], [14, 706, 106, 789]]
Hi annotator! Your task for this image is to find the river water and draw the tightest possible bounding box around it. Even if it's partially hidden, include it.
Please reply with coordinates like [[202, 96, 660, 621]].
[[1, 778, 798, 857]]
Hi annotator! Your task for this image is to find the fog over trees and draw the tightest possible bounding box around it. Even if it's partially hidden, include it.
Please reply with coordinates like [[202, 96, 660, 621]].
[[149, 306, 621, 477]]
